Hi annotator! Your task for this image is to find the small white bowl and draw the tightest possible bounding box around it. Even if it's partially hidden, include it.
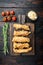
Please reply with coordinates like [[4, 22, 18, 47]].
[[27, 10, 38, 21]]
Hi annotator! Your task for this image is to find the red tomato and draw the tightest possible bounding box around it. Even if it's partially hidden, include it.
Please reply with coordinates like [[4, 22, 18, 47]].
[[2, 12, 5, 16], [12, 16, 17, 21], [7, 16, 11, 21], [6, 11, 10, 15], [10, 10, 15, 15], [3, 17, 7, 22]]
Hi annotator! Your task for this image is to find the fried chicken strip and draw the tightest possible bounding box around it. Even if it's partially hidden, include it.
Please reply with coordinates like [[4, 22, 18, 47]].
[[13, 42, 30, 49], [13, 24, 30, 30], [12, 36, 30, 43], [13, 47, 32, 53], [13, 30, 31, 36]]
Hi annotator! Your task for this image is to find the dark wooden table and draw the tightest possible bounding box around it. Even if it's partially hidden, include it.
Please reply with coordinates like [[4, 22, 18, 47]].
[[0, 0, 43, 65]]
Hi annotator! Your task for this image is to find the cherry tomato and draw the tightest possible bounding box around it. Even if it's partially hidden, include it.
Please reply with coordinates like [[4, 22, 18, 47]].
[[6, 11, 10, 15], [2, 12, 5, 16], [12, 16, 17, 21], [7, 16, 11, 21], [10, 10, 15, 15], [3, 17, 7, 22]]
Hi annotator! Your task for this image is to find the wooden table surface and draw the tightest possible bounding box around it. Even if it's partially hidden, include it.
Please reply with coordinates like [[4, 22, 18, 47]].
[[0, 0, 43, 65]]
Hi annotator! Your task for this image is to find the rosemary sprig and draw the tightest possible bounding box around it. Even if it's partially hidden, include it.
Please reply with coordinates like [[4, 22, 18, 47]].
[[2, 23, 9, 55]]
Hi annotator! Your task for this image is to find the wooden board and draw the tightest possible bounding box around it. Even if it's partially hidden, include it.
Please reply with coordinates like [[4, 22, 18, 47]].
[[10, 23, 35, 55]]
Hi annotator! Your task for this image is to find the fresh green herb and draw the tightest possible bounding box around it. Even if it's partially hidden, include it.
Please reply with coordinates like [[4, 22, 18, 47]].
[[2, 23, 9, 55]]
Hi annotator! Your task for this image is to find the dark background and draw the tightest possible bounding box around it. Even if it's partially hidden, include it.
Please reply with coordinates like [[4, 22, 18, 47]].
[[0, 0, 43, 65]]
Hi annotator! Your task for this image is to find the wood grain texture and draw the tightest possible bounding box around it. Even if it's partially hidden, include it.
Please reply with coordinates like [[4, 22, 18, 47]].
[[0, 0, 43, 65], [0, 0, 43, 8]]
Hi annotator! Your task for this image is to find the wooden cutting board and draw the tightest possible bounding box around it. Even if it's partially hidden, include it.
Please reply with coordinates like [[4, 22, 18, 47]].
[[10, 23, 35, 55]]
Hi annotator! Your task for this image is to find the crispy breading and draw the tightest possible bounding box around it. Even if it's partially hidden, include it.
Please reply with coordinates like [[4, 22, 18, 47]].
[[12, 36, 30, 43], [13, 42, 30, 49], [13, 24, 30, 30], [13, 47, 32, 53], [13, 30, 31, 36]]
